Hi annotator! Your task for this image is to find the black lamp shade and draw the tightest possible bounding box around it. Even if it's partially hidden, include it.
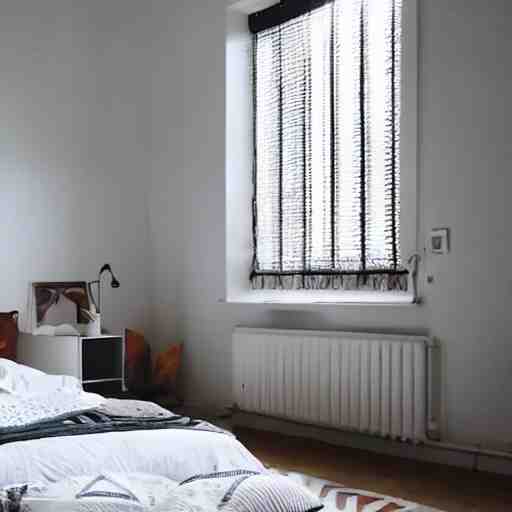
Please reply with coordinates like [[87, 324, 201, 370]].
[[99, 264, 120, 289]]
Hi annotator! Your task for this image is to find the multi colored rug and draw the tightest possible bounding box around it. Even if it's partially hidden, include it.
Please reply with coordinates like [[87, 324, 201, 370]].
[[270, 468, 445, 512]]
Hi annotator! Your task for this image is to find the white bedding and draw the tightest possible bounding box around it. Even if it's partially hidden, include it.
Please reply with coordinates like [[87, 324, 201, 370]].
[[0, 360, 265, 488], [0, 358, 85, 396], [0, 358, 105, 428], [0, 428, 265, 488]]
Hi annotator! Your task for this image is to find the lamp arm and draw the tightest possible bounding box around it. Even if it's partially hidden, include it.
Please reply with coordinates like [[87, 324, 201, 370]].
[[87, 280, 100, 313], [90, 264, 119, 316], [96, 265, 109, 314]]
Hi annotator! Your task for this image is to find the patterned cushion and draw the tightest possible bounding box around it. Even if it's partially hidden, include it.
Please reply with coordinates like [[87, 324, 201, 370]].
[[223, 474, 324, 512], [2, 473, 178, 512], [0, 312, 18, 361], [161, 471, 323, 512]]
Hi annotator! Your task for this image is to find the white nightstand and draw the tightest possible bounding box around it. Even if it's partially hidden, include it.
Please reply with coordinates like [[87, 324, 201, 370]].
[[18, 333, 125, 396]]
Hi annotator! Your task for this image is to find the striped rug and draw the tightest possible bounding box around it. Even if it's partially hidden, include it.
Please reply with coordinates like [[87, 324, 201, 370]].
[[269, 468, 445, 512]]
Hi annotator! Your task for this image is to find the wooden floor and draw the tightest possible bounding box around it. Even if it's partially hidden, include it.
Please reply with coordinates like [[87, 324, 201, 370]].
[[235, 427, 512, 512]]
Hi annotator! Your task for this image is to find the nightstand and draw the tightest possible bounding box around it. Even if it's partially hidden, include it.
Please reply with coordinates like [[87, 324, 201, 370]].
[[18, 333, 125, 396]]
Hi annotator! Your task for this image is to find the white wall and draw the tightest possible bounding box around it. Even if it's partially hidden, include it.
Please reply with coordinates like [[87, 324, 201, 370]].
[[0, 0, 152, 334], [146, 0, 512, 450], [1, 0, 509, 451], [145, 0, 186, 351]]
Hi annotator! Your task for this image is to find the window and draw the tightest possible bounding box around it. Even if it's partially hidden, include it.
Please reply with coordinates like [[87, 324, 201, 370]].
[[249, 0, 408, 292]]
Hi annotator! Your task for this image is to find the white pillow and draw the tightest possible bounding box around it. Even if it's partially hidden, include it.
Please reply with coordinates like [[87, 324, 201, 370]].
[[5, 473, 179, 512], [0, 359, 106, 428], [0, 358, 82, 395], [0, 358, 45, 394], [156, 471, 324, 512], [222, 474, 324, 512]]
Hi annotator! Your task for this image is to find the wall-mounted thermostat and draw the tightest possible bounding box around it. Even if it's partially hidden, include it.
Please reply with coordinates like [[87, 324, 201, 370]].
[[429, 228, 450, 254]]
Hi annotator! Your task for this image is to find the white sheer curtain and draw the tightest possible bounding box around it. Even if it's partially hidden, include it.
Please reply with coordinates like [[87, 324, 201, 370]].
[[251, 0, 406, 291]]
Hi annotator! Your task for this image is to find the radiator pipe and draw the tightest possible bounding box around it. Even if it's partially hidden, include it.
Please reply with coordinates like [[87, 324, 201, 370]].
[[423, 338, 512, 463], [422, 439, 512, 462], [231, 408, 512, 463], [426, 337, 441, 441]]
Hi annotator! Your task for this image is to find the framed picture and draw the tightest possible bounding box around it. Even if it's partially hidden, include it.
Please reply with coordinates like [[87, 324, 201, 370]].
[[429, 228, 450, 255], [33, 282, 90, 326]]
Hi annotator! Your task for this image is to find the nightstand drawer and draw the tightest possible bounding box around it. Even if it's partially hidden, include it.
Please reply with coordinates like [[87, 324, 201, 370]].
[[82, 336, 123, 381]]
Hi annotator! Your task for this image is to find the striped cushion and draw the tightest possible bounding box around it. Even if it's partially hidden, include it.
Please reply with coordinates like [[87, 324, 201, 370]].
[[159, 471, 323, 512], [222, 474, 323, 512]]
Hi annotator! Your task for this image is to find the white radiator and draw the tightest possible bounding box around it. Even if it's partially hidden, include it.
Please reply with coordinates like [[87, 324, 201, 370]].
[[233, 328, 432, 442]]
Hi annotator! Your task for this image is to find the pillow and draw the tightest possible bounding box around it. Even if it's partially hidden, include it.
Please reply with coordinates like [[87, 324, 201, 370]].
[[157, 471, 323, 512], [0, 358, 82, 395], [0, 311, 18, 361], [0, 484, 28, 512], [4, 473, 323, 512], [3, 473, 179, 512], [0, 358, 45, 394], [222, 474, 324, 512]]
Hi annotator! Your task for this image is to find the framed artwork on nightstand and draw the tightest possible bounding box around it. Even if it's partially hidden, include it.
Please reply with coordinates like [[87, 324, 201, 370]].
[[32, 281, 90, 326]]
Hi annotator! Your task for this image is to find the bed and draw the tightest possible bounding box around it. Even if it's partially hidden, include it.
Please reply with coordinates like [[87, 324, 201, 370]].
[[0, 311, 263, 490], [0, 319, 267, 495], [0, 361, 264, 489]]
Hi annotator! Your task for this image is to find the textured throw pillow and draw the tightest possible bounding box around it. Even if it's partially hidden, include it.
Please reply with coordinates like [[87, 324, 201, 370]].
[[0, 359, 45, 394], [5, 473, 179, 512], [158, 471, 323, 512], [222, 474, 324, 512], [0, 484, 28, 512], [0, 311, 18, 362], [0, 359, 84, 396]]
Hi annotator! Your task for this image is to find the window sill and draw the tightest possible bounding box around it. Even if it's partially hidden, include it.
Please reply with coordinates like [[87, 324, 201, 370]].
[[221, 290, 419, 307]]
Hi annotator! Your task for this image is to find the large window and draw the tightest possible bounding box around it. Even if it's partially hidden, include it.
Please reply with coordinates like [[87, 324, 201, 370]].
[[250, 0, 407, 292]]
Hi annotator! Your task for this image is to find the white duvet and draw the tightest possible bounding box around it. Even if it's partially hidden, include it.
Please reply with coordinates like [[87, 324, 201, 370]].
[[0, 359, 264, 487], [0, 428, 265, 488]]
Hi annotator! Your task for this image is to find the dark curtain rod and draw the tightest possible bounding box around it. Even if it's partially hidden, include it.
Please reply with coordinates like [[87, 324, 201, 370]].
[[249, 0, 333, 34]]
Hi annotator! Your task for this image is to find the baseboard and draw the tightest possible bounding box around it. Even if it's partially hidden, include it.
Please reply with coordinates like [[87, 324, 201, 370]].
[[181, 399, 233, 418], [232, 411, 512, 476]]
